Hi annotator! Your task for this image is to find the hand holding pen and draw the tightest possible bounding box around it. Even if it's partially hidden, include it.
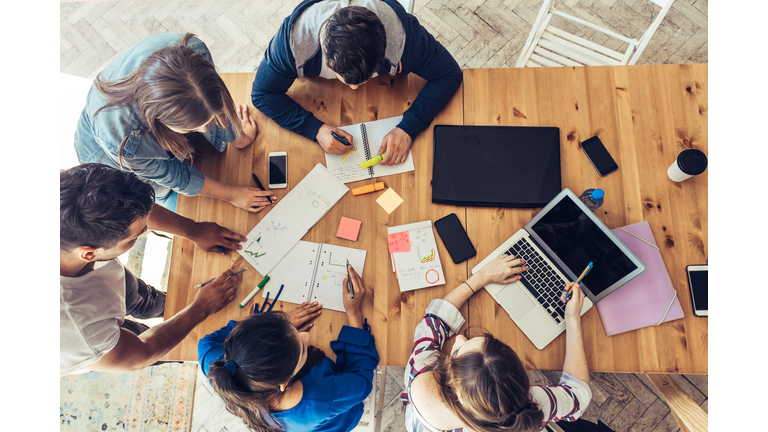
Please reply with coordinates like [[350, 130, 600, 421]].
[[316, 124, 352, 155], [342, 264, 366, 329], [563, 262, 592, 302]]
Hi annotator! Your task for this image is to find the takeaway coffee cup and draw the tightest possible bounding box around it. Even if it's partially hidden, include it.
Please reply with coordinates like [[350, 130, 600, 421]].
[[667, 149, 707, 182]]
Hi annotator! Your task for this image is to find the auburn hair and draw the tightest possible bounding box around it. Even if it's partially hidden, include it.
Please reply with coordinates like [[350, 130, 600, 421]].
[[93, 33, 241, 167]]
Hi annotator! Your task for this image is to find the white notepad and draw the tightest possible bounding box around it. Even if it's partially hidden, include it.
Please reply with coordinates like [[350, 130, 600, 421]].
[[264, 241, 367, 312], [238, 164, 349, 276], [387, 220, 446, 292], [325, 116, 415, 183]]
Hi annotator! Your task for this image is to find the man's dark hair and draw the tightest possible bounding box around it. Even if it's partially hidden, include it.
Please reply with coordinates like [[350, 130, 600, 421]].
[[324, 6, 387, 85], [60, 163, 155, 251]]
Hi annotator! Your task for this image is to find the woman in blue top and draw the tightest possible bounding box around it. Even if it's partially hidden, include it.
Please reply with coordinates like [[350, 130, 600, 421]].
[[74, 32, 274, 212], [198, 265, 378, 431]]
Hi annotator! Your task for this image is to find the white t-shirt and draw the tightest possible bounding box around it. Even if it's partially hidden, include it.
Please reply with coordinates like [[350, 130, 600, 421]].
[[60, 259, 126, 376]]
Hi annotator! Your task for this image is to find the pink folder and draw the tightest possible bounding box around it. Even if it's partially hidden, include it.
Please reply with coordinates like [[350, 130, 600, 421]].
[[596, 221, 685, 336]]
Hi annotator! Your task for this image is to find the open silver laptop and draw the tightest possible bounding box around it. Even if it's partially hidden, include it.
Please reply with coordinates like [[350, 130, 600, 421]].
[[471, 188, 645, 349]]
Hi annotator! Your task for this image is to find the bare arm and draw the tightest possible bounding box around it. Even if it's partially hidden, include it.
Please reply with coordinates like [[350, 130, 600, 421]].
[[85, 270, 242, 372], [147, 204, 247, 252], [198, 176, 275, 214], [560, 283, 590, 384], [443, 254, 528, 310]]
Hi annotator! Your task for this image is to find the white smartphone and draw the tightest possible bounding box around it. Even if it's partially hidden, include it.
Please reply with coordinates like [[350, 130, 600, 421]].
[[268, 151, 288, 189], [686, 265, 708, 317]]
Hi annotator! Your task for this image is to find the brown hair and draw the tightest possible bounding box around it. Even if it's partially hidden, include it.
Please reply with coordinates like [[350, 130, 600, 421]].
[[206, 312, 326, 432], [433, 333, 544, 432], [92, 33, 241, 167], [324, 6, 387, 85]]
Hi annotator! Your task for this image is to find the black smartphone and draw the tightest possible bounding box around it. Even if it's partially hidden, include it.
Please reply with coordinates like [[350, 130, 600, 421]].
[[686, 265, 708, 317], [581, 136, 618, 176], [434, 213, 476, 264]]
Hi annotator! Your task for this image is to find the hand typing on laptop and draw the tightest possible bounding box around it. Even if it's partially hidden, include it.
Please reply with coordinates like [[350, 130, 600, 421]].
[[474, 254, 529, 287]]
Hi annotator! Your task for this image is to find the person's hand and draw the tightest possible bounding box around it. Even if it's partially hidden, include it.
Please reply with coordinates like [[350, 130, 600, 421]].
[[286, 301, 323, 332], [230, 104, 258, 149], [561, 282, 585, 323], [476, 254, 528, 287], [229, 186, 275, 213], [342, 265, 366, 328], [193, 269, 242, 317], [377, 127, 412, 165], [187, 221, 247, 253], [316, 124, 352, 155]]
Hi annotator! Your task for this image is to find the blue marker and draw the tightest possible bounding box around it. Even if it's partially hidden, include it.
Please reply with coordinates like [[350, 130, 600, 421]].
[[217, 246, 227, 255]]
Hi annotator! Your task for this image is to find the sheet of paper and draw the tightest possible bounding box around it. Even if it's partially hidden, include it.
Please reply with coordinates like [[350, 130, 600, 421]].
[[388, 232, 410, 253], [337, 217, 362, 241], [261, 241, 319, 305], [239, 206, 305, 277], [376, 188, 403, 214], [278, 164, 349, 231], [388, 221, 446, 292], [311, 244, 367, 312], [238, 164, 348, 276]]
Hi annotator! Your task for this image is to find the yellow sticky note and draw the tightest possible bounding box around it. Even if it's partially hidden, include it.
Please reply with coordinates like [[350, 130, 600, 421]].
[[376, 188, 403, 214]]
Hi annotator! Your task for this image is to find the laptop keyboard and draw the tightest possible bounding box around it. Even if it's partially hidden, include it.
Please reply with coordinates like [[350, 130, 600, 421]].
[[504, 238, 567, 324]]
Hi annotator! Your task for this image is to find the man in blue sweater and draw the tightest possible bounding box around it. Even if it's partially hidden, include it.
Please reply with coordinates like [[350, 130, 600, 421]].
[[251, 0, 462, 165]]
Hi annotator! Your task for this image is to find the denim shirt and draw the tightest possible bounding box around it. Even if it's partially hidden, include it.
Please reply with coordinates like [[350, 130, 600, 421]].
[[73, 33, 237, 200]]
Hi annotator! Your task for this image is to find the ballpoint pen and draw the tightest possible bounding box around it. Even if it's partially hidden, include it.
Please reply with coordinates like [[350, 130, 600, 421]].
[[195, 268, 247, 288], [330, 131, 351, 146], [251, 173, 273, 204], [346, 259, 354, 299], [565, 262, 592, 301]]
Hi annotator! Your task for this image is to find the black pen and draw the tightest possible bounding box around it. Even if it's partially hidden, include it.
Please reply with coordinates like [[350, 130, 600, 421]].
[[330, 131, 351, 146], [251, 173, 273, 204], [346, 259, 354, 299]]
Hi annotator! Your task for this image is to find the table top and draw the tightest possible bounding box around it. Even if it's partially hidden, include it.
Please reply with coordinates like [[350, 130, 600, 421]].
[[164, 64, 707, 374]]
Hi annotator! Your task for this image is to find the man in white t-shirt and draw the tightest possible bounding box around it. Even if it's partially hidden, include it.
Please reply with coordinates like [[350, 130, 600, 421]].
[[60, 163, 249, 376]]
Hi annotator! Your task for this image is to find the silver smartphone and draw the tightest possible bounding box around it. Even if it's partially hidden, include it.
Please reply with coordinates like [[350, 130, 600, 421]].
[[687, 265, 708, 317], [268, 151, 288, 189]]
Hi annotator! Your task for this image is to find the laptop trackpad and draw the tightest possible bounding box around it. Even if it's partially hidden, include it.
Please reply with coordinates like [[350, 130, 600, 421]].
[[497, 285, 535, 319]]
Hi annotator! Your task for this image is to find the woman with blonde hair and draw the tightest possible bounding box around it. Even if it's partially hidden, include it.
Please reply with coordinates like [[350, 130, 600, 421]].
[[75, 33, 272, 213], [403, 255, 592, 432]]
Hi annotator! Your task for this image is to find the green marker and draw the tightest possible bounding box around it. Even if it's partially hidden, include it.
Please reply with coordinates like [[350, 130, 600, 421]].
[[239, 276, 270, 308], [360, 153, 386, 169]]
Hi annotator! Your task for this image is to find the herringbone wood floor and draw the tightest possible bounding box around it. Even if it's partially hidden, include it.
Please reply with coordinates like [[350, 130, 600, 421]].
[[60, 0, 707, 79], [61, 1, 708, 431]]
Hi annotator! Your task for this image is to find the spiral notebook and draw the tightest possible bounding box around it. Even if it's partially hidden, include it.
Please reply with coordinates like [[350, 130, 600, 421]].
[[325, 116, 415, 183], [263, 241, 367, 312], [387, 220, 446, 292]]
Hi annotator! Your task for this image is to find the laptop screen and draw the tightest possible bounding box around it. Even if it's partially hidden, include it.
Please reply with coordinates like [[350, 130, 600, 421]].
[[528, 194, 639, 298]]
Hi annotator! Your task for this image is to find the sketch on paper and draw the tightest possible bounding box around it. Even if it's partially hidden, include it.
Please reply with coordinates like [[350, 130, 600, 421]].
[[267, 221, 289, 235], [328, 251, 349, 267]]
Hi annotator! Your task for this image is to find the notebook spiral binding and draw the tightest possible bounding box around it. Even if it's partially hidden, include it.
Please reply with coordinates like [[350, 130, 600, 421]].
[[360, 124, 374, 177]]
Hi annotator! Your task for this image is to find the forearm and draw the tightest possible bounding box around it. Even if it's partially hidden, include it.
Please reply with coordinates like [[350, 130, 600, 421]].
[[198, 176, 235, 203], [442, 272, 487, 311], [147, 204, 196, 238], [135, 304, 208, 364], [346, 311, 364, 329], [562, 318, 589, 384]]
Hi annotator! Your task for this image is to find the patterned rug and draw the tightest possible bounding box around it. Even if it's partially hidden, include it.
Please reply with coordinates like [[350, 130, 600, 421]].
[[60, 362, 197, 432]]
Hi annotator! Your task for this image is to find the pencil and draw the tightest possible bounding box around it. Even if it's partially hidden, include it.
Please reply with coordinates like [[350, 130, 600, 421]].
[[565, 262, 592, 301], [195, 268, 247, 288]]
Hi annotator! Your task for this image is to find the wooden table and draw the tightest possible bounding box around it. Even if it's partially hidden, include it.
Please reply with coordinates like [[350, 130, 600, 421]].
[[164, 65, 707, 375]]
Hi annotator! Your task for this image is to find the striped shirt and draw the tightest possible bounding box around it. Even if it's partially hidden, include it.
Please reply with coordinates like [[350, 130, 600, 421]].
[[401, 299, 592, 432]]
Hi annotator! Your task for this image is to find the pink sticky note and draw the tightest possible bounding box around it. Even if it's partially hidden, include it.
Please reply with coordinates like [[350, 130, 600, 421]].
[[388, 232, 411, 253], [337, 217, 362, 241]]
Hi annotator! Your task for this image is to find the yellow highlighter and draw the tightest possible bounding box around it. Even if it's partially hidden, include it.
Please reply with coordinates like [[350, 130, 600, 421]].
[[360, 153, 385, 169]]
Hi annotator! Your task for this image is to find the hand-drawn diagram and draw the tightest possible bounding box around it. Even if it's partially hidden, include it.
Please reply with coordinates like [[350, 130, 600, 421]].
[[420, 249, 436, 263], [321, 274, 345, 285], [409, 230, 428, 247], [328, 251, 349, 267], [342, 146, 357, 163], [267, 221, 289, 235], [244, 250, 266, 259]]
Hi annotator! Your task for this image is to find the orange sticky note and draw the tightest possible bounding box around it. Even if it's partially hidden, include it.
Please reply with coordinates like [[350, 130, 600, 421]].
[[337, 217, 362, 241], [376, 188, 403, 214], [388, 232, 410, 253]]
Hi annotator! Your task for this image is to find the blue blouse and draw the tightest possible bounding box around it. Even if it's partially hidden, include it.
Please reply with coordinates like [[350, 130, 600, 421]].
[[74, 33, 237, 203], [198, 320, 379, 432]]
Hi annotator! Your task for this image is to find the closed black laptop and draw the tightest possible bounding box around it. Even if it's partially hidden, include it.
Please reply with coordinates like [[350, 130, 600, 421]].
[[432, 125, 562, 207]]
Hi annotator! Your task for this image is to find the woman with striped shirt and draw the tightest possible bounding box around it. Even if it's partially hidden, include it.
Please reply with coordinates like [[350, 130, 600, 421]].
[[402, 254, 592, 432]]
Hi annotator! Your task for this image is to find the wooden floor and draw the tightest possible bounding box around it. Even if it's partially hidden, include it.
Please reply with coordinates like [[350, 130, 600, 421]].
[[60, 0, 707, 79], [61, 1, 708, 431]]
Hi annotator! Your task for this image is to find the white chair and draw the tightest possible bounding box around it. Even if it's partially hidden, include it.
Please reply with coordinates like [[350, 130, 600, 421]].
[[516, 0, 675, 67], [350, 368, 380, 432]]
